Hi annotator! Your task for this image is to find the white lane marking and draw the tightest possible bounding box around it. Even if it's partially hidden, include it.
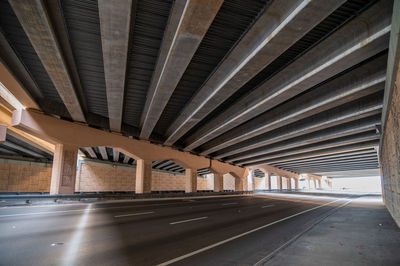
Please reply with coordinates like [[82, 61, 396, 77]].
[[62, 204, 92, 266], [0, 201, 195, 218], [170, 216, 208, 225], [261, 205, 274, 208], [222, 202, 238, 206], [114, 211, 154, 218], [157, 198, 342, 265], [253, 199, 352, 266]]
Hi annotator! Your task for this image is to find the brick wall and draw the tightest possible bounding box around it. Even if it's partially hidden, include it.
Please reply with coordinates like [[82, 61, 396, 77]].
[[381, 79, 400, 226], [0, 160, 239, 192], [0, 160, 51, 192]]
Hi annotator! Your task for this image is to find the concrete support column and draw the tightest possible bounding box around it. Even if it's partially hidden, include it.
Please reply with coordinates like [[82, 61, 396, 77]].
[[313, 179, 317, 189], [317, 179, 321, 188], [185, 168, 197, 193], [295, 178, 299, 190], [136, 159, 152, 194], [249, 170, 255, 191], [50, 144, 78, 195], [277, 176, 282, 190], [287, 177, 292, 190], [235, 177, 243, 192], [213, 172, 223, 192], [267, 174, 271, 190]]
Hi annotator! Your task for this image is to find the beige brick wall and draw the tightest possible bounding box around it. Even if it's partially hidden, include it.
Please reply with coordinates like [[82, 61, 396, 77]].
[[76, 163, 135, 192], [223, 174, 235, 191], [0, 161, 51, 192], [77, 163, 218, 192], [254, 177, 267, 190], [0, 160, 236, 192]]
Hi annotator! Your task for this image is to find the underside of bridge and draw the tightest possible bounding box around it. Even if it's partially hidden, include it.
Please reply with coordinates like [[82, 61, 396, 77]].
[[0, 0, 399, 227]]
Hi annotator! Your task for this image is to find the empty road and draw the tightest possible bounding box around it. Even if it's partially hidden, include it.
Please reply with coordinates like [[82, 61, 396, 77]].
[[0, 194, 351, 265]]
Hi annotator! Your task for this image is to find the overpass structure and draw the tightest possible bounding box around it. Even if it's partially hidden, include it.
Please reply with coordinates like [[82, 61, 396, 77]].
[[0, 0, 399, 223]]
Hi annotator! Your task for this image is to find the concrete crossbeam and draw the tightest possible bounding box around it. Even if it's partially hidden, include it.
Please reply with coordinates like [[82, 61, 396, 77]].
[[99, 0, 133, 132], [9, 0, 86, 122], [226, 115, 381, 162], [200, 55, 387, 155], [214, 95, 383, 159], [238, 131, 380, 165], [10, 108, 250, 189], [140, 0, 223, 139], [164, 0, 344, 146], [248, 140, 380, 166], [184, 0, 392, 151]]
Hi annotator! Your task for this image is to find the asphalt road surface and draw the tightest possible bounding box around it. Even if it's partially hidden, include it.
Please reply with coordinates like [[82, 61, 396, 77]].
[[0, 194, 350, 266]]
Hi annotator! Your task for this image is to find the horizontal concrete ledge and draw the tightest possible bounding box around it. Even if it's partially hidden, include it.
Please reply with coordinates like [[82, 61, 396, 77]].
[[0, 191, 251, 202]]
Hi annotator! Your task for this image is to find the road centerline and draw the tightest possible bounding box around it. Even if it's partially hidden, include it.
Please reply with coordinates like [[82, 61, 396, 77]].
[[170, 216, 208, 225]]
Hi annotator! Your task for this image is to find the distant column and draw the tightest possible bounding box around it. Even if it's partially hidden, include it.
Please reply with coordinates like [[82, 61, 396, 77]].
[[277, 176, 282, 190], [185, 168, 197, 193], [50, 144, 78, 195], [136, 159, 152, 193], [249, 170, 255, 191], [287, 177, 292, 190], [317, 179, 321, 188], [267, 173, 271, 190], [313, 179, 317, 189], [213, 172, 223, 192], [295, 178, 299, 189]]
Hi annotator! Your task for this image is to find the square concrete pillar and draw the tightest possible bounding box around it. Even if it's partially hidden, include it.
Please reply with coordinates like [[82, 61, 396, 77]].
[[185, 168, 197, 193], [313, 179, 317, 189], [317, 179, 321, 188], [295, 178, 299, 189], [136, 159, 152, 194], [277, 176, 282, 190], [267, 174, 271, 190], [235, 177, 243, 192], [287, 177, 292, 190], [50, 144, 78, 195], [213, 172, 223, 192]]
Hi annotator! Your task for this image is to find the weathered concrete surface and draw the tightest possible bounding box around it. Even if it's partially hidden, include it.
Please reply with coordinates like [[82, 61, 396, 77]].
[[9, 0, 86, 122], [214, 95, 383, 159], [184, 0, 392, 151], [50, 144, 78, 194], [200, 55, 386, 155], [380, 0, 400, 227], [99, 0, 133, 132], [265, 197, 400, 266], [140, 0, 223, 139], [164, 0, 344, 146]]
